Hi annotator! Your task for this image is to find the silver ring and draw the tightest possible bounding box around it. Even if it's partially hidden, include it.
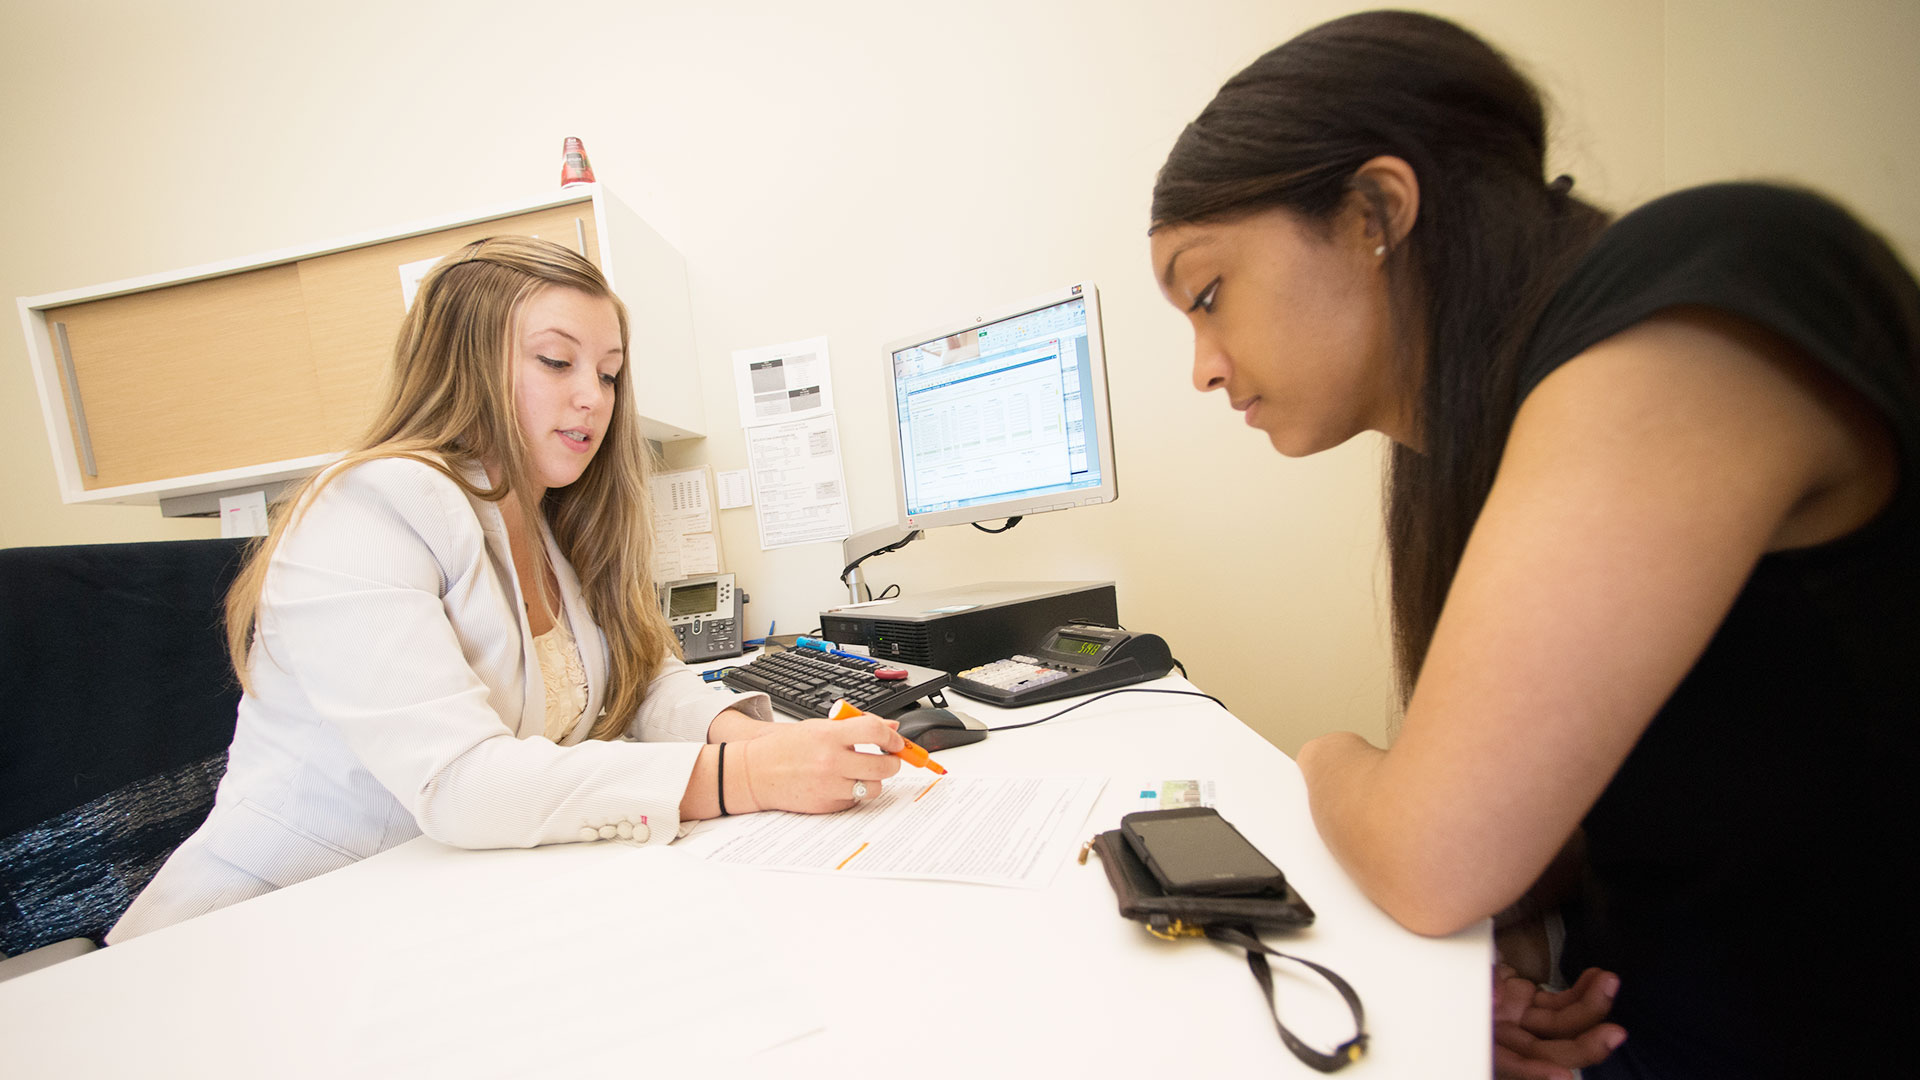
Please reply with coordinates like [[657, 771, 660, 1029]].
[[852, 781, 870, 800]]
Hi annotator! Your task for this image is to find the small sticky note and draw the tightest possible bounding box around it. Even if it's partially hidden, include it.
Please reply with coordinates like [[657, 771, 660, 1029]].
[[219, 491, 270, 538], [398, 255, 443, 311]]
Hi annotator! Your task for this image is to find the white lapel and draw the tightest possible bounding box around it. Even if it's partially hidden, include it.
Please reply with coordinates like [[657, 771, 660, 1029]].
[[459, 461, 547, 741]]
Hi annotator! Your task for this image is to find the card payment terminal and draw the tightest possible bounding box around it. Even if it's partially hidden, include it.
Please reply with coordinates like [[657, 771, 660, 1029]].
[[950, 623, 1174, 707]]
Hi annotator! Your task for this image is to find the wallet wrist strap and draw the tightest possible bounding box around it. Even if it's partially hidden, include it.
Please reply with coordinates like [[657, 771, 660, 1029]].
[[1205, 925, 1369, 1073]]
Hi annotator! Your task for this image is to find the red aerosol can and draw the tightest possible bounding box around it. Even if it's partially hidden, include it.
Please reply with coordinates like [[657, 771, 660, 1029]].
[[561, 137, 596, 187]]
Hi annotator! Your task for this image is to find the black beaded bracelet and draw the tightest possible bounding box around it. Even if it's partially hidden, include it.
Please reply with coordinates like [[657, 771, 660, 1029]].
[[716, 742, 731, 817]]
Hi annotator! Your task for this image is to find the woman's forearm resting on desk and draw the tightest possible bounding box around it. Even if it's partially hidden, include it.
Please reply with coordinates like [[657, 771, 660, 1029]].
[[706, 707, 775, 744], [678, 708, 772, 820], [1297, 731, 1529, 937]]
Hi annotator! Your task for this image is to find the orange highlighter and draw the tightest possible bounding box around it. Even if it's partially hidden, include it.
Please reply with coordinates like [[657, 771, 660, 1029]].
[[827, 699, 947, 775]]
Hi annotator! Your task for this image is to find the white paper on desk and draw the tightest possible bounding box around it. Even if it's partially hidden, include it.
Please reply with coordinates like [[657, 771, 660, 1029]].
[[733, 335, 834, 428], [746, 415, 852, 549], [680, 775, 1106, 888]]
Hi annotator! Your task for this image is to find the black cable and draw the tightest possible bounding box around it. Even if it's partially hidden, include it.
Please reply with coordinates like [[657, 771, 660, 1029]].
[[839, 531, 923, 586], [970, 516, 1022, 534], [875, 583, 900, 600], [983, 687, 1228, 733]]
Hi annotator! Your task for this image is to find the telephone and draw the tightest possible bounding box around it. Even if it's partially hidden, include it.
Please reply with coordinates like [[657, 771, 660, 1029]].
[[658, 572, 746, 663], [950, 623, 1174, 707]]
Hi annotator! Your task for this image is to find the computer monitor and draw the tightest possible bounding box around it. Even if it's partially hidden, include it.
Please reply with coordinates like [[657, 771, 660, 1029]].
[[882, 282, 1117, 532]]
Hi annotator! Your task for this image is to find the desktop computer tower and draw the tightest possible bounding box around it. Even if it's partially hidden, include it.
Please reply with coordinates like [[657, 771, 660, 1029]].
[[820, 581, 1118, 673]]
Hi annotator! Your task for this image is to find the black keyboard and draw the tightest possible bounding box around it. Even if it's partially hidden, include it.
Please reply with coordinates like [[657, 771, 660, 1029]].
[[721, 647, 950, 719]]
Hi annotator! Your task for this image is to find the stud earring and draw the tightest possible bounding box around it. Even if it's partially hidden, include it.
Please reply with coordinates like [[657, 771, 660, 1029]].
[[1373, 245, 1387, 257]]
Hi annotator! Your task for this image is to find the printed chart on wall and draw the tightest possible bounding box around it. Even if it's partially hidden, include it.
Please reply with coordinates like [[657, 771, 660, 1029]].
[[650, 466, 723, 582], [731, 336, 852, 549]]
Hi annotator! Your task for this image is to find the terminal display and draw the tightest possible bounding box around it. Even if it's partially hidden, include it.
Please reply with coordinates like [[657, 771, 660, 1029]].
[[882, 282, 1118, 531]]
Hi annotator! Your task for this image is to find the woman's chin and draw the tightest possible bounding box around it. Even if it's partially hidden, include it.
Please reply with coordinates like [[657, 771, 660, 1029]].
[[1264, 424, 1347, 459], [1261, 424, 1311, 458], [536, 463, 592, 491]]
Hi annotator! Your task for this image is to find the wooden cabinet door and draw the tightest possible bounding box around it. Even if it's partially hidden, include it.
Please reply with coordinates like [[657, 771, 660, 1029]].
[[296, 203, 602, 451], [46, 265, 319, 490], [41, 201, 602, 491]]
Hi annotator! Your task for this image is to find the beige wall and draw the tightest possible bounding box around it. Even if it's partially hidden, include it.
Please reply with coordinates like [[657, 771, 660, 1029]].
[[0, 1, 1903, 753], [1664, 0, 1919, 266]]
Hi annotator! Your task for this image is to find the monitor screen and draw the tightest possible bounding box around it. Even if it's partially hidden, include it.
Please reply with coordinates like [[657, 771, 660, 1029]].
[[883, 282, 1117, 531]]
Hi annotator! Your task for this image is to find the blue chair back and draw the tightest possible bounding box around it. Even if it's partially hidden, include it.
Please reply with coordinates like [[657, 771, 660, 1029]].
[[0, 538, 249, 953]]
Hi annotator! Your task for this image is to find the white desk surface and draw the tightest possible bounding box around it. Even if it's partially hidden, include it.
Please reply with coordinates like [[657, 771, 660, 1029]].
[[0, 674, 1489, 1077]]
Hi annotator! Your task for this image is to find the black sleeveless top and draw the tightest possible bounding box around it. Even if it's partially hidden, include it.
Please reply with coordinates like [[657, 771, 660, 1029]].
[[1515, 183, 1920, 1078]]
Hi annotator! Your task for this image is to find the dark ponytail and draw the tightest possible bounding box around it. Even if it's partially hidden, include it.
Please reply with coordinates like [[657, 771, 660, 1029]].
[[1151, 10, 1612, 704]]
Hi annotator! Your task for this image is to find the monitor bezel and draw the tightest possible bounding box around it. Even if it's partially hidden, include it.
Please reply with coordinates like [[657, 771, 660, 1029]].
[[880, 281, 1118, 532]]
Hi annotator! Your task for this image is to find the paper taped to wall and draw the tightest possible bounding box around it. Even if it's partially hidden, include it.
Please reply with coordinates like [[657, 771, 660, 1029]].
[[651, 467, 723, 581]]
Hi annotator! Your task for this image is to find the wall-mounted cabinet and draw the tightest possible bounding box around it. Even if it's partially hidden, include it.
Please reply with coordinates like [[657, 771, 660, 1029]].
[[17, 185, 705, 507]]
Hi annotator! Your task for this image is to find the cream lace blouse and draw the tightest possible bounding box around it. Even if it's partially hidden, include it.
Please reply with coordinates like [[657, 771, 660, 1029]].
[[534, 614, 590, 743]]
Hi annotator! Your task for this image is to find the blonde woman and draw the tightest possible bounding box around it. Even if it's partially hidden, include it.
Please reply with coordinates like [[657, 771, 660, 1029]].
[[110, 236, 902, 941]]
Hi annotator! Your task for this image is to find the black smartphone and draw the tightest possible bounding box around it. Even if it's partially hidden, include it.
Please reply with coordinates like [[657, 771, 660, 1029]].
[[1120, 807, 1286, 896]]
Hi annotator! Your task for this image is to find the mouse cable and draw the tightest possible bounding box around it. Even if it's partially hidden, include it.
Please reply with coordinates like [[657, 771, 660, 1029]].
[[982, 687, 1229, 733]]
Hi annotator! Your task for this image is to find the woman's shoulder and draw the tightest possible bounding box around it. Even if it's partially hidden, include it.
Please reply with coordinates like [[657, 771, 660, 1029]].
[[1524, 182, 1918, 405], [268, 453, 496, 595], [1581, 182, 1895, 288], [293, 453, 488, 544], [1609, 181, 1863, 240], [1571, 182, 1890, 294], [309, 452, 478, 503]]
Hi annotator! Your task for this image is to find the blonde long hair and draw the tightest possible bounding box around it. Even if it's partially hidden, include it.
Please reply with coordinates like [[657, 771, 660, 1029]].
[[226, 235, 678, 741]]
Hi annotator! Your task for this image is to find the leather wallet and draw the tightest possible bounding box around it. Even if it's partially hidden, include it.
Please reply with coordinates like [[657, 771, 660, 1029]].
[[1085, 827, 1367, 1072], [1087, 828, 1315, 937]]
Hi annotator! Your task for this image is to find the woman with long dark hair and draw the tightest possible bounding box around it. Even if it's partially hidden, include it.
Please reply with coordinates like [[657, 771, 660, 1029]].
[[1150, 11, 1917, 1078]]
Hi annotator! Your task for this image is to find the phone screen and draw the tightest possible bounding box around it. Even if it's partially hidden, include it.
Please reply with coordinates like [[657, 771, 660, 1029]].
[[667, 581, 719, 617], [1124, 811, 1282, 893]]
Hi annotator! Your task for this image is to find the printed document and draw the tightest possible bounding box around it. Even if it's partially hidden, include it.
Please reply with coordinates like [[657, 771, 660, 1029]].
[[716, 468, 754, 509], [649, 466, 723, 581], [677, 775, 1106, 888], [745, 416, 852, 548], [732, 336, 835, 428], [730, 335, 852, 549]]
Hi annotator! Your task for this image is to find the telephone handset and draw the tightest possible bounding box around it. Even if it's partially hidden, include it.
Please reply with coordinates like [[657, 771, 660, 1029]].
[[950, 623, 1174, 707], [659, 573, 746, 663]]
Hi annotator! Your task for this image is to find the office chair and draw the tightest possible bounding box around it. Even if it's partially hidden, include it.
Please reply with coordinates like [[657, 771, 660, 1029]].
[[0, 538, 249, 981]]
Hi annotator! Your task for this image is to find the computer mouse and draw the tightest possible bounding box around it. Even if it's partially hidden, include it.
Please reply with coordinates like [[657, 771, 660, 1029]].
[[894, 707, 989, 751]]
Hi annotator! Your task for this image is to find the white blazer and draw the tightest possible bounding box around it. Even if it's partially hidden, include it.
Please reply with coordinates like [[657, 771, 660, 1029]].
[[110, 457, 768, 943]]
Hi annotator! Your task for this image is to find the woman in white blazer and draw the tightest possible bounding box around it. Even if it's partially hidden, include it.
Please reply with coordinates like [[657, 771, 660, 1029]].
[[110, 236, 905, 942]]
